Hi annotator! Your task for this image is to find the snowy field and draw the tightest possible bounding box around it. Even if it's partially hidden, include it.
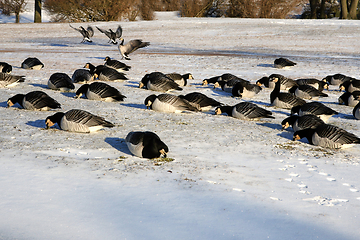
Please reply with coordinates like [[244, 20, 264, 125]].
[[1, 10, 360, 240]]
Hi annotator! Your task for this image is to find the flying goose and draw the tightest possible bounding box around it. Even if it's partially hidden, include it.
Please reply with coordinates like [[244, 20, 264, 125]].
[[7, 91, 61, 111], [125, 131, 169, 159], [96, 25, 122, 44], [45, 109, 114, 133], [118, 39, 150, 60], [48, 73, 75, 92], [69, 24, 94, 43], [75, 82, 126, 102]]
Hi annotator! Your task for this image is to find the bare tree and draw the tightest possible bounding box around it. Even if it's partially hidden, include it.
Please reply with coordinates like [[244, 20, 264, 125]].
[[0, 0, 27, 23]]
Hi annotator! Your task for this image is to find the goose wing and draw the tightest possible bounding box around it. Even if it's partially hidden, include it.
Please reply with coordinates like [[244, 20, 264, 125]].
[[235, 102, 273, 119], [89, 82, 122, 98], [65, 109, 113, 127], [0, 72, 25, 87], [316, 124, 360, 145], [26, 91, 61, 109], [157, 94, 199, 111]]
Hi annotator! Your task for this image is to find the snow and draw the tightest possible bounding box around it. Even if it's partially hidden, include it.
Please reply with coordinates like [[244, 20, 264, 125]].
[[1, 8, 360, 240]]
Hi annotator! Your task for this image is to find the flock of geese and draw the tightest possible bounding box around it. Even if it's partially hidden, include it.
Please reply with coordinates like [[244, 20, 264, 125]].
[[1, 26, 360, 159]]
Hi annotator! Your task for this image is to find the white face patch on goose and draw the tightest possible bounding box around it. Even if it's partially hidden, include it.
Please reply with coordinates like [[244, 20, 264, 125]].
[[215, 108, 222, 115], [7, 100, 13, 107], [45, 119, 55, 128]]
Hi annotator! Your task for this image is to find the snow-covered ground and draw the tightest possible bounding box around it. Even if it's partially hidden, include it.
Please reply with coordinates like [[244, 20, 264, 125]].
[[1, 10, 360, 240]]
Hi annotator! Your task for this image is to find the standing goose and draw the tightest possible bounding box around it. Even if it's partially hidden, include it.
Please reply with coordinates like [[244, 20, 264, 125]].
[[69, 24, 94, 43], [21, 57, 44, 70], [353, 102, 360, 120], [48, 73, 75, 92], [270, 77, 306, 109], [288, 85, 328, 100], [165, 73, 193, 87], [339, 79, 360, 93], [232, 81, 262, 98], [7, 91, 61, 111], [322, 73, 353, 86], [140, 72, 182, 92], [269, 74, 298, 90], [125, 131, 169, 159], [104, 56, 131, 72], [84, 63, 128, 81], [281, 115, 324, 132], [96, 25, 122, 44], [0, 72, 25, 88], [215, 102, 274, 120], [118, 39, 150, 60], [274, 57, 297, 69], [293, 124, 360, 149], [179, 92, 222, 111], [295, 78, 329, 91], [45, 109, 114, 133], [338, 91, 360, 107], [72, 69, 94, 84], [144, 93, 200, 113], [75, 82, 126, 102], [290, 102, 338, 122], [0, 62, 12, 73]]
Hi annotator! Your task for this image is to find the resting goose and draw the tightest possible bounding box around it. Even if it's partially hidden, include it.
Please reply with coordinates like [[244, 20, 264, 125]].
[[274, 57, 297, 69], [125, 131, 169, 159], [290, 102, 338, 122], [45, 109, 114, 133], [232, 81, 262, 98], [270, 77, 306, 109], [104, 56, 131, 72], [322, 73, 353, 86], [339, 91, 360, 107], [288, 85, 328, 100], [353, 102, 360, 120], [84, 63, 127, 81], [118, 39, 150, 60], [293, 124, 360, 149], [69, 24, 94, 43], [203, 73, 248, 86], [0, 72, 25, 88], [144, 93, 199, 113], [7, 91, 61, 111], [21, 57, 44, 70], [165, 73, 193, 87], [215, 102, 274, 120], [96, 25, 122, 44], [140, 72, 182, 92], [281, 115, 324, 132], [48, 73, 75, 92], [179, 92, 222, 111], [75, 82, 126, 102], [339, 79, 360, 93], [0, 62, 12, 73], [72, 69, 94, 84], [268, 74, 298, 90], [295, 78, 329, 91]]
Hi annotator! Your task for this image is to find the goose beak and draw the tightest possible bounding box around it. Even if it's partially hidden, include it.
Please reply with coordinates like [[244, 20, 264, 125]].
[[160, 149, 167, 158], [256, 82, 262, 86], [214, 108, 221, 115], [282, 122, 289, 131], [293, 134, 301, 141], [139, 82, 144, 88]]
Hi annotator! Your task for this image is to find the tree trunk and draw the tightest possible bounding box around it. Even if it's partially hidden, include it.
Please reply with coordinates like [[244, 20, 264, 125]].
[[349, 0, 359, 19], [15, 12, 20, 23], [340, 0, 349, 19], [319, 0, 326, 18], [34, 0, 41, 23], [309, 0, 317, 19]]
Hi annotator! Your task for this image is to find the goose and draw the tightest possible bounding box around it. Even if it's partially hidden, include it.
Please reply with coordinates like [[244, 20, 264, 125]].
[[69, 24, 94, 43], [104, 56, 131, 72], [293, 124, 360, 149], [48, 73, 75, 92], [7, 91, 61, 111], [268, 74, 298, 90], [203, 73, 248, 86], [144, 93, 200, 113], [338, 91, 360, 107], [214, 78, 248, 93], [75, 82, 126, 102], [232, 81, 262, 98], [274, 57, 297, 69], [84, 63, 127, 81], [0, 62, 12, 73], [179, 92, 222, 111], [281, 115, 324, 132], [288, 85, 328, 100], [215, 102, 274, 120], [165, 73, 193, 87], [45, 109, 114, 133], [353, 102, 360, 120], [96, 25, 122, 44], [125, 131, 168, 159], [339, 79, 360, 93], [0, 72, 25, 88], [21, 57, 44, 70], [295, 78, 329, 91], [118, 39, 150, 60], [256, 76, 271, 88], [72, 69, 94, 83], [290, 102, 338, 122], [270, 77, 306, 109], [140, 72, 182, 92], [322, 73, 354, 86]]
